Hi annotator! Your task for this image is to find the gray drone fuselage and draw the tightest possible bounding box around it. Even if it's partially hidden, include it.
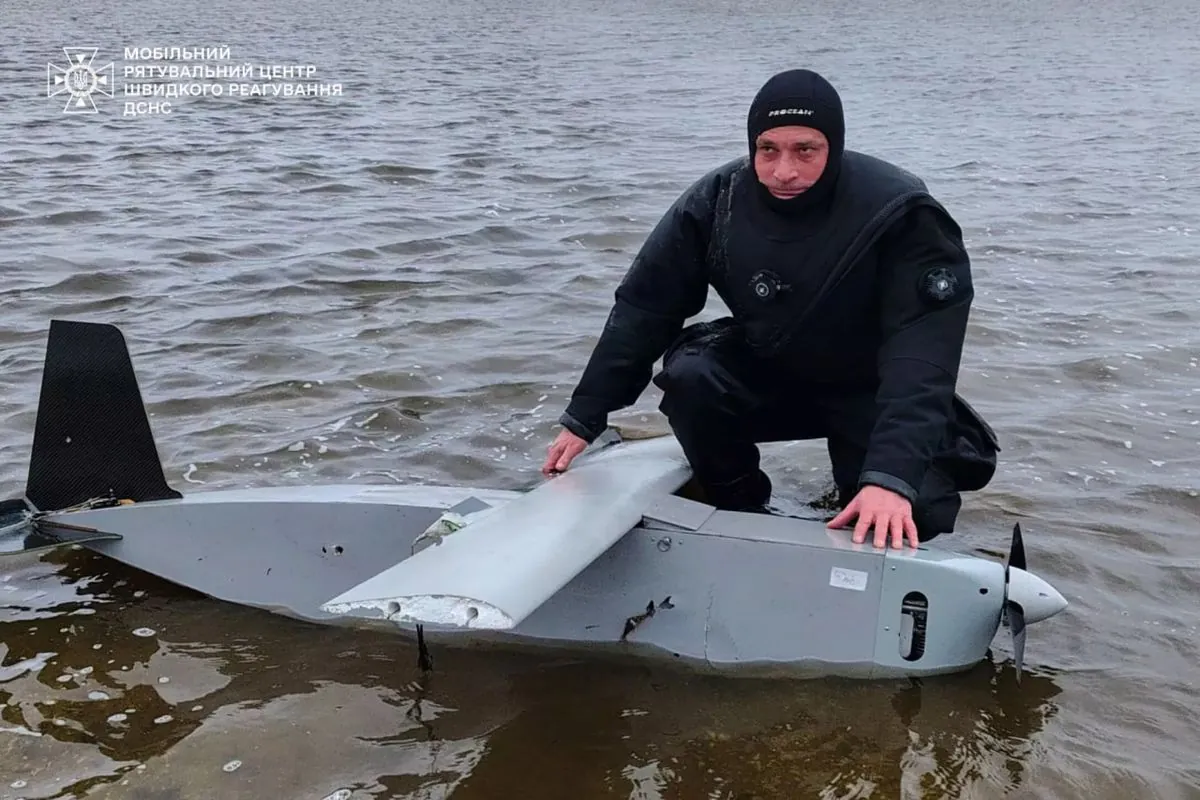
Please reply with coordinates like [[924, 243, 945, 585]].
[[1, 319, 1067, 681], [26, 481, 1047, 680]]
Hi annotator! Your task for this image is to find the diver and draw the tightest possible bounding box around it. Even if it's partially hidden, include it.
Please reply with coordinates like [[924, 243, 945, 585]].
[[541, 68, 1000, 550]]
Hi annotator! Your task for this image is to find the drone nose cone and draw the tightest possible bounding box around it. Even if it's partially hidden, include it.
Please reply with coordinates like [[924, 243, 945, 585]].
[[1007, 566, 1068, 623]]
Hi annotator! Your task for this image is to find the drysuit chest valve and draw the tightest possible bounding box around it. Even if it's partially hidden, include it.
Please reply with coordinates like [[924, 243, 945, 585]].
[[749, 270, 790, 302]]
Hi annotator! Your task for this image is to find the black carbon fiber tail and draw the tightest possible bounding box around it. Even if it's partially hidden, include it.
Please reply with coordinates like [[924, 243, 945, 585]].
[[24, 320, 182, 511]]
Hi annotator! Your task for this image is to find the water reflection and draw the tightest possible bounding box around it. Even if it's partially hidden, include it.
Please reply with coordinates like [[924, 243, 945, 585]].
[[1, 546, 1060, 798], [449, 653, 1060, 799]]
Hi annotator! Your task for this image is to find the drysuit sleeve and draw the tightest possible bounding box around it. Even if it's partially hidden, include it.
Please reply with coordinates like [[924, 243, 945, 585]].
[[858, 202, 974, 503], [558, 172, 721, 442]]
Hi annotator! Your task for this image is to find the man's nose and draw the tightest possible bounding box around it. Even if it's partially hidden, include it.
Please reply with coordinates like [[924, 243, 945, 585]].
[[774, 155, 800, 180]]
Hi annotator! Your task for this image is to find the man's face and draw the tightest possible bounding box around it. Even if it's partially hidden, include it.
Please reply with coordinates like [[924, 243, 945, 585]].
[[753, 126, 829, 199]]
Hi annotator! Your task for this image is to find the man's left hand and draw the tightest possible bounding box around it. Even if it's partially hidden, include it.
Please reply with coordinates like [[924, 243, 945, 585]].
[[827, 485, 919, 549]]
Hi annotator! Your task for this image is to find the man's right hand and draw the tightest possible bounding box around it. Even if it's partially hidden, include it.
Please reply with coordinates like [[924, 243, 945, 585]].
[[542, 429, 589, 476]]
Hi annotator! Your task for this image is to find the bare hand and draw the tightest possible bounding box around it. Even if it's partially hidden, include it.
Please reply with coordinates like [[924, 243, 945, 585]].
[[542, 429, 588, 476], [826, 485, 919, 549]]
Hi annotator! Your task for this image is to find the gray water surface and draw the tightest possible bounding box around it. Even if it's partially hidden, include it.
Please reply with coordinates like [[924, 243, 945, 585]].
[[2, 0, 1199, 797]]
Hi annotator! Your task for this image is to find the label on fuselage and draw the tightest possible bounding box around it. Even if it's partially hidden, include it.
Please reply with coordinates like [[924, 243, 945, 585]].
[[829, 566, 869, 591]]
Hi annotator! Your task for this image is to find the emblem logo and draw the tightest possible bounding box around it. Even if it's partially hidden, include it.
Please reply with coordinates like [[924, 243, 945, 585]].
[[47, 47, 115, 114]]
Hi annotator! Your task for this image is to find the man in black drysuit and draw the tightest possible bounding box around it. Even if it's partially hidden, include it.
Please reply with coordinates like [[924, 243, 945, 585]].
[[541, 68, 1000, 549]]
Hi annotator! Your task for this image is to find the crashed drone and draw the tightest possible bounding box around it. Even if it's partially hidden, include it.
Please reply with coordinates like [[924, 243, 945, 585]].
[[0, 320, 1067, 679]]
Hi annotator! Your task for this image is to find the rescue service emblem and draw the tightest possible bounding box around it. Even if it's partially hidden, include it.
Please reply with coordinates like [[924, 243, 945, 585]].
[[919, 266, 958, 304]]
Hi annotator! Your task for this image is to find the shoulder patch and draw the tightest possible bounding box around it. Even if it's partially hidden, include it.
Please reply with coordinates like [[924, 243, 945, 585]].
[[918, 266, 959, 304]]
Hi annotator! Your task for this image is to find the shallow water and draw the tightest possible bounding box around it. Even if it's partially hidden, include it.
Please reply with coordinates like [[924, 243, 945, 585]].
[[2, 0, 1199, 796]]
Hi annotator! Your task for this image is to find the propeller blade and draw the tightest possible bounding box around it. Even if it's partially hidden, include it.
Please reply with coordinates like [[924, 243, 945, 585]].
[[1008, 522, 1026, 573], [1005, 523, 1028, 679], [1007, 601, 1027, 680]]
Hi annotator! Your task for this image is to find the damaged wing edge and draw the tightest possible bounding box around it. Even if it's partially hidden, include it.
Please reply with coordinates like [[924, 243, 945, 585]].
[[322, 593, 514, 630]]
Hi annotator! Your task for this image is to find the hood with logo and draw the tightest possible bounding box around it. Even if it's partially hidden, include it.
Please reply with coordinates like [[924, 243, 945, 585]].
[[746, 69, 846, 216]]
